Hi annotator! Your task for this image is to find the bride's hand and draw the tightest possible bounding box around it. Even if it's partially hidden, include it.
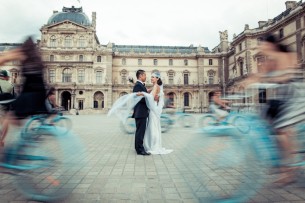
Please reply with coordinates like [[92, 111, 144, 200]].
[[136, 92, 144, 96]]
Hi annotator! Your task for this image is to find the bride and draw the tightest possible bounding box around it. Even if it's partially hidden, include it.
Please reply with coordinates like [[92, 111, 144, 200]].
[[108, 72, 173, 155]]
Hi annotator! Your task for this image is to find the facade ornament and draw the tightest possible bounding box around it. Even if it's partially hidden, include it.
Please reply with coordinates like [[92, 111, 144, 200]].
[[219, 30, 228, 41], [233, 33, 236, 38]]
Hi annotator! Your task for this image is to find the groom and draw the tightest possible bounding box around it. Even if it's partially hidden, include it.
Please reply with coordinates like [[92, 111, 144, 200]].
[[132, 69, 151, 156]]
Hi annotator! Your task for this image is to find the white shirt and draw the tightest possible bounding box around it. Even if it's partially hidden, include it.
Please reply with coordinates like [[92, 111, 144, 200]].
[[137, 80, 145, 86]]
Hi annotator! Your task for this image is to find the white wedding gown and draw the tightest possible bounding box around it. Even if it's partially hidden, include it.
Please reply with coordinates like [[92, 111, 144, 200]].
[[144, 86, 173, 154], [107, 85, 173, 155]]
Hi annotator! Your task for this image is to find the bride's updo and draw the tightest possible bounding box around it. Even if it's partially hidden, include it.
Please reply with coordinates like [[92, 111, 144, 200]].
[[152, 72, 163, 86]]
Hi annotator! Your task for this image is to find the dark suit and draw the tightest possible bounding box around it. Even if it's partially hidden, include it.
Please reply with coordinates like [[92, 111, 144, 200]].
[[133, 81, 149, 153]]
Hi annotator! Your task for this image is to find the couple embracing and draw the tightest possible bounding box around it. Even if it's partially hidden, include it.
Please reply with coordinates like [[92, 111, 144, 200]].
[[108, 69, 172, 155]]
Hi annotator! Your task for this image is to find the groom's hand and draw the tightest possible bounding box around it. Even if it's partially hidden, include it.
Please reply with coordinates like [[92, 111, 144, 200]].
[[136, 92, 144, 96]]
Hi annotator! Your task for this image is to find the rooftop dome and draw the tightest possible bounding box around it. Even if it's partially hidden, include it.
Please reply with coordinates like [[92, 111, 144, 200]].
[[47, 6, 91, 26]]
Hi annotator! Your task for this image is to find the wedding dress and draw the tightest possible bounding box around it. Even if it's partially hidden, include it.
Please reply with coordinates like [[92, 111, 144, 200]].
[[143, 85, 173, 154], [107, 85, 173, 155]]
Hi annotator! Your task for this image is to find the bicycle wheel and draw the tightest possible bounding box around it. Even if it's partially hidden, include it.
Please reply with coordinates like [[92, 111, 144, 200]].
[[14, 129, 79, 202], [178, 114, 195, 128], [22, 116, 44, 139], [121, 117, 136, 134], [54, 116, 72, 134], [198, 115, 217, 128], [232, 115, 251, 133]]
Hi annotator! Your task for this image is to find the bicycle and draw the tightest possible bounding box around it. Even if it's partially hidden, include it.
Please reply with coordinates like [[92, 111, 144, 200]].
[[0, 113, 84, 202], [198, 106, 251, 134], [22, 107, 72, 138], [161, 108, 196, 133], [195, 84, 305, 202]]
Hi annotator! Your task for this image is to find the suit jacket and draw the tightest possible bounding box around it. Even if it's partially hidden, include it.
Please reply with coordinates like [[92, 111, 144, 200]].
[[132, 81, 149, 118]]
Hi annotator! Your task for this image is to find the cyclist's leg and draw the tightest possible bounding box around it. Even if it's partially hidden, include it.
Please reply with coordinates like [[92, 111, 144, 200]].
[[0, 112, 22, 147]]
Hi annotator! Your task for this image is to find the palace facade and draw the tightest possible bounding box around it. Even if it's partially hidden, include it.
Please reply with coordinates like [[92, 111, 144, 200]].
[[1, 1, 305, 113]]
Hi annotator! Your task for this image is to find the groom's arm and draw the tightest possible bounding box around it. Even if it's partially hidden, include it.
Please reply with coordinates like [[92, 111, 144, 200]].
[[133, 84, 146, 103]]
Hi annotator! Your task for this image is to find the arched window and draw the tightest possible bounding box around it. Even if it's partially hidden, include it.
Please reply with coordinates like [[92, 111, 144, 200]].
[[97, 56, 102, 62], [184, 92, 190, 107], [79, 36, 85, 47], [93, 91, 104, 109], [62, 68, 72, 82], [65, 36, 72, 48], [79, 55, 84, 62], [50, 35, 56, 47]]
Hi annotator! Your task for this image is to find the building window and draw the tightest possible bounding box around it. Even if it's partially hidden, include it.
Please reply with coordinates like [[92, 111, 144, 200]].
[[122, 58, 126, 65], [78, 100, 84, 110], [49, 69, 55, 83], [259, 88, 266, 103], [65, 36, 72, 48], [79, 36, 85, 47], [169, 59, 173, 66], [50, 55, 54, 62], [96, 71, 102, 84], [168, 70, 174, 85], [79, 55, 83, 62], [208, 69, 215, 84], [97, 56, 101, 62], [138, 59, 142, 66], [183, 73, 189, 85], [121, 69, 127, 84], [153, 59, 158, 66], [184, 59, 188, 66], [239, 61, 244, 75], [279, 28, 284, 39], [62, 68, 72, 82], [239, 43, 242, 51], [184, 92, 190, 107], [50, 35, 56, 47], [209, 59, 213, 65], [78, 69, 85, 83]]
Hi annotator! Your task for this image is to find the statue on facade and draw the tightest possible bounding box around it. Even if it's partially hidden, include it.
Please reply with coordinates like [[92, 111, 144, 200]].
[[244, 24, 249, 30], [219, 30, 228, 41]]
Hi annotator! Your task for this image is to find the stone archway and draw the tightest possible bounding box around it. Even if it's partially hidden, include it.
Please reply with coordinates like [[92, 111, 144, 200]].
[[93, 91, 104, 109], [61, 91, 71, 110]]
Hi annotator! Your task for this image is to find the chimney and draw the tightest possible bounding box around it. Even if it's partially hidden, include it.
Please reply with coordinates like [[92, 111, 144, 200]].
[[285, 1, 297, 9], [258, 21, 267, 28], [53, 10, 58, 14], [92, 12, 96, 29]]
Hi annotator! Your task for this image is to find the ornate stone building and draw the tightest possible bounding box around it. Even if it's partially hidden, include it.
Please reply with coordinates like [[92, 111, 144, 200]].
[[0, 1, 305, 113]]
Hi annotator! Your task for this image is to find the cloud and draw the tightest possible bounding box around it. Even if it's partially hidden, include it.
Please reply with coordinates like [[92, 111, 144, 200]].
[[0, 0, 289, 49]]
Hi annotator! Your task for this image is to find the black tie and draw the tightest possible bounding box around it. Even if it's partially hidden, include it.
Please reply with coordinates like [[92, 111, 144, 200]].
[[143, 83, 145, 87]]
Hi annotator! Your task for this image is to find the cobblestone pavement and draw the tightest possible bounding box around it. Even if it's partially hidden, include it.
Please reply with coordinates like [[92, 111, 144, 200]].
[[1, 114, 305, 203]]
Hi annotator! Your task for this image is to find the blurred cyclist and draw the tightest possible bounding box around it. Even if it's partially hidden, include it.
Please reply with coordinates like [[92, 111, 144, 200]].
[[0, 37, 48, 147]]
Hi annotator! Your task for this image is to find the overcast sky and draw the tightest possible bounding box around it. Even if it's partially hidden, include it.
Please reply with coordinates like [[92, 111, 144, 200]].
[[0, 0, 291, 49]]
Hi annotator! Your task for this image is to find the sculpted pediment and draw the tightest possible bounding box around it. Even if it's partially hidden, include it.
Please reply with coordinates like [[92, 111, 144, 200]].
[[45, 21, 89, 31]]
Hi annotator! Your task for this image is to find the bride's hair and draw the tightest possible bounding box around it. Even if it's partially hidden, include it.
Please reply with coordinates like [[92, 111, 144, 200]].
[[157, 77, 163, 86]]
